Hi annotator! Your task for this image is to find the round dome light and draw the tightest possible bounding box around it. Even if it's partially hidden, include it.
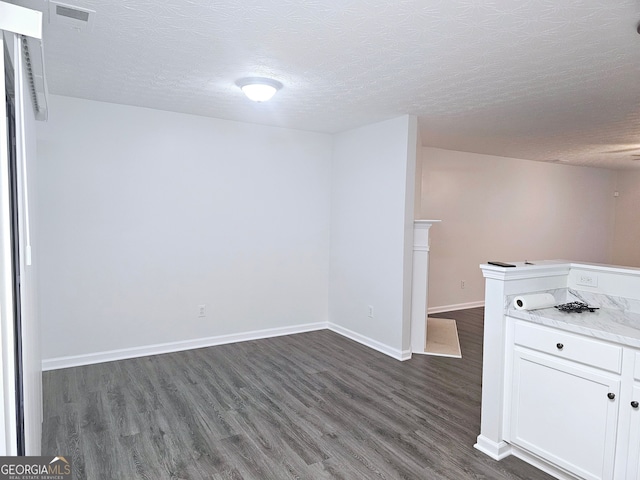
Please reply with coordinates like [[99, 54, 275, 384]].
[[237, 77, 282, 102]]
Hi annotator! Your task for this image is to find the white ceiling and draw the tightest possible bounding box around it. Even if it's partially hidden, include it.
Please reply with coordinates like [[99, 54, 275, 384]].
[[14, 0, 640, 169]]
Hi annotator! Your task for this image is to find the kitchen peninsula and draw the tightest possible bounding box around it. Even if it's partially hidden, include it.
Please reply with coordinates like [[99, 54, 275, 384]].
[[475, 260, 640, 480]]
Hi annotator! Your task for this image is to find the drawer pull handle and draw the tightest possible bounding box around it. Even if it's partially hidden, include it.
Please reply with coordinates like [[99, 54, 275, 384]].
[[632, 401, 639, 409], [607, 393, 616, 400], [556, 343, 564, 350]]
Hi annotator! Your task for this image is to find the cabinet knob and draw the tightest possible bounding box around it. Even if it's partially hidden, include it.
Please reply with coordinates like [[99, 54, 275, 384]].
[[632, 401, 639, 409], [607, 392, 616, 400], [556, 343, 564, 350]]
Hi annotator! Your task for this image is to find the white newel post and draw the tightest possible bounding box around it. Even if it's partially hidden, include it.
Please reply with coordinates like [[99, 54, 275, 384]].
[[473, 270, 512, 459], [410, 220, 440, 355], [474, 262, 571, 460]]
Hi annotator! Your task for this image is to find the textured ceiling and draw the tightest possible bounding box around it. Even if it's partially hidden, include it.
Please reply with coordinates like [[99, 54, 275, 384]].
[[13, 0, 640, 169]]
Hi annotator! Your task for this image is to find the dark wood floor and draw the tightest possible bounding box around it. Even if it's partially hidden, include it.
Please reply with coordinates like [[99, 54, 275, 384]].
[[42, 308, 553, 479]]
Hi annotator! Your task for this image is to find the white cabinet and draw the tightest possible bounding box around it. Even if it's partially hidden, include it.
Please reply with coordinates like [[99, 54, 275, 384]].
[[509, 349, 620, 480], [506, 319, 635, 480], [476, 262, 640, 480], [626, 353, 640, 480]]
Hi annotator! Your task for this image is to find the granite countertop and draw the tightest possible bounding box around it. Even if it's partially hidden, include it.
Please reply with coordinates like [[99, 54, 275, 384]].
[[507, 305, 640, 349]]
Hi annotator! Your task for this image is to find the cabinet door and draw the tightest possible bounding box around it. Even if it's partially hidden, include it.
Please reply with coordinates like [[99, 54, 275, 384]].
[[627, 384, 640, 480], [510, 349, 621, 480]]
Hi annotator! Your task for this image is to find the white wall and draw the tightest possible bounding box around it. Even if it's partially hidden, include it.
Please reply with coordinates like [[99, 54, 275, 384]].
[[420, 148, 617, 310], [612, 170, 640, 267], [37, 95, 332, 362], [329, 115, 416, 358]]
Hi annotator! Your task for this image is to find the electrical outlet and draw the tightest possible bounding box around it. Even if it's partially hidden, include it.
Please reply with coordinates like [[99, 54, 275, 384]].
[[368, 305, 374, 318], [460, 280, 465, 289], [576, 274, 598, 287], [198, 304, 206, 317]]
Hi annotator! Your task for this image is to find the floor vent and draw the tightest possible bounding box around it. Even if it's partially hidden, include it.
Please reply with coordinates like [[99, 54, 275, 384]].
[[48, 2, 95, 32]]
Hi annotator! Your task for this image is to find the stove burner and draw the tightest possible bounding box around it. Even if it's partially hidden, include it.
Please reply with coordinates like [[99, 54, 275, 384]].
[[554, 301, 599, 313]]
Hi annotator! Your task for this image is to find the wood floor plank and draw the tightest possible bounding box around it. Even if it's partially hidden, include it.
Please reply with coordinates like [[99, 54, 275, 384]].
[[42, 308, 553, 479]]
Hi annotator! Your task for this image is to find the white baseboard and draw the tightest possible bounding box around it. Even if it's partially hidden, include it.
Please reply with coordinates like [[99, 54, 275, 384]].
[[42, 322, 327, 371], [510, 445, 579, 480], [327, 323, 408, 361], [399, 349, 412, 361], [43, 320, 412, 371], [474, 435, 512, 460], [429, 301, 484, 314]]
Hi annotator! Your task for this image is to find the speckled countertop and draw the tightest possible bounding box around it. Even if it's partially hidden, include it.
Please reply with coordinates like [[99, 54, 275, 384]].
[[506, 289, 640, 349]]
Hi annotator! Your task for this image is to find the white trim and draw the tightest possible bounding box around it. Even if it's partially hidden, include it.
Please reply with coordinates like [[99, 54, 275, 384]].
[[481, 262, 571, 281], [43, 320, 414, 371], [42, 322, 327, 371], [510, 445, 581, 480], [474, 436, 579, 479], [428, 301, 484, 314], [0, 3, 42, 39], [0, 3, 48, 122], [474, 435, 512, 460], [568, 261, 640, 276], [327, 322, 407, 361], [410, 220, 440, 353], [414, 219, 441, 226]]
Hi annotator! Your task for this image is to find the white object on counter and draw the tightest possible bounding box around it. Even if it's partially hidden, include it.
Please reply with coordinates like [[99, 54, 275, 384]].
[[513, 293, 556, 311]]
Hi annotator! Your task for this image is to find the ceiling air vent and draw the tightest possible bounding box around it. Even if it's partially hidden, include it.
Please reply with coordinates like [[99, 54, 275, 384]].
[[48, 1, 95, 32]]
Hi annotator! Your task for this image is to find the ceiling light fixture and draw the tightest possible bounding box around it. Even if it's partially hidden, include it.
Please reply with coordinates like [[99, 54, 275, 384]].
[[237, 77, 282, 102]]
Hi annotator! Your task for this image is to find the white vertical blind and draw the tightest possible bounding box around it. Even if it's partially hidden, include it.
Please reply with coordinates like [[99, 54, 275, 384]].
[[0, 1, 45, 455], [0, 32, 19, 456], [16, 39, 31, 266]]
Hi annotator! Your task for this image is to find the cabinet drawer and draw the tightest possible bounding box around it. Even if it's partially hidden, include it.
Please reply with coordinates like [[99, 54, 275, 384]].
[[513, 320, 622, 373]]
